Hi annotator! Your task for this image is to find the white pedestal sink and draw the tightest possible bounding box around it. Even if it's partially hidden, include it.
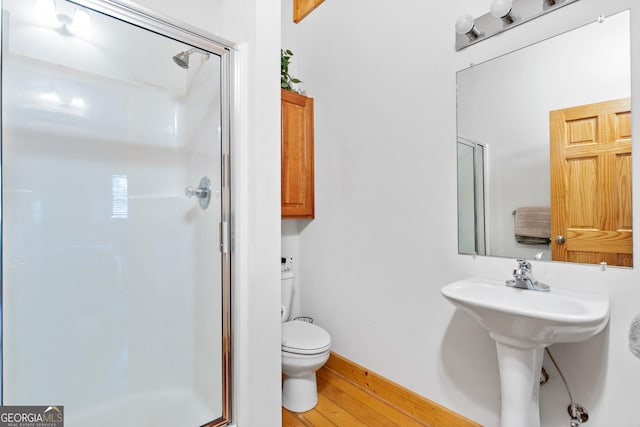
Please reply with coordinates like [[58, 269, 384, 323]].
[[441, 278, 610, 427]]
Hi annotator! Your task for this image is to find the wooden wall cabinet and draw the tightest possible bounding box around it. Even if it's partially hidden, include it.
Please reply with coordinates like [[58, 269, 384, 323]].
[[293, 0, 325, 23], [281, 89, 314, 219]]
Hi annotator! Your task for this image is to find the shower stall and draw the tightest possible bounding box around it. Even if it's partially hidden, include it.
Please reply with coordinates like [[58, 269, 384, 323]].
[[1, 1, 232, 426]]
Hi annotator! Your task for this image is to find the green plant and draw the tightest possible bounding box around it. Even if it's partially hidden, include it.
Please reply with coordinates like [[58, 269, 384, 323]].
[[281, 49, 302, 92]]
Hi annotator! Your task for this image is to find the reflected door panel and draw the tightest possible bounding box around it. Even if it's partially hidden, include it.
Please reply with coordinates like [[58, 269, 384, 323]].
[[550, 98, 632, 266]]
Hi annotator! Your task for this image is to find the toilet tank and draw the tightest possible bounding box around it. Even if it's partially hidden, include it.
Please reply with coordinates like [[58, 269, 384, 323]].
[[281, 271, 294, 322]]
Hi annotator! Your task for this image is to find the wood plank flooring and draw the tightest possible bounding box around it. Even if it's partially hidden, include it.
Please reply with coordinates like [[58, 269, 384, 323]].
[[282, 352, 482, 427]]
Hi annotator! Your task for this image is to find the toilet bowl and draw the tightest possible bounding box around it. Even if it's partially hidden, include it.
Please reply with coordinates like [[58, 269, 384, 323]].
[[281, 270, 331, 412], [282, 320, 331, 412]]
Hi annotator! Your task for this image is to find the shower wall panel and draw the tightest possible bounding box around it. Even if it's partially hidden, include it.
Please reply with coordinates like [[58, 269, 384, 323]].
[[181, 51, 224, 409]]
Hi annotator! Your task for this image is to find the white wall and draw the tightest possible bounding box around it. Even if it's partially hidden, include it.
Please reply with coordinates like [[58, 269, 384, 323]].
[[284, 0, 640, 426]]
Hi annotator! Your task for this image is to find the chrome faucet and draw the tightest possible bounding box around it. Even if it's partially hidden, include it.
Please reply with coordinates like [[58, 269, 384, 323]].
[[506, 255, 550, 292]]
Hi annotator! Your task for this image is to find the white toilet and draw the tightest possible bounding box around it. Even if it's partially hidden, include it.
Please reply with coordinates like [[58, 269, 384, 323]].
[[281, 270, 331, 412]]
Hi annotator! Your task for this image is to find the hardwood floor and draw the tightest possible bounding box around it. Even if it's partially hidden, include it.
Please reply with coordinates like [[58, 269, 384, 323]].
[[282, 353, 482, 427]]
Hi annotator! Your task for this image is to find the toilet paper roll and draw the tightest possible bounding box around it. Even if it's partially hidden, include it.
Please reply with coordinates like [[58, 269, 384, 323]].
[[629, 313, 640, 359]]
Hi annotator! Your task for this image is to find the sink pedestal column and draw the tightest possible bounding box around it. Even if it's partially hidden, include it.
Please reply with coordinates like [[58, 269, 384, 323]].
[[494, 339, 544, 427]]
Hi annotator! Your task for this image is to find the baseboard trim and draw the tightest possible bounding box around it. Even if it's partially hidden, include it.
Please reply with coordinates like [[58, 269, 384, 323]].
[[323, 352, 483, 427]]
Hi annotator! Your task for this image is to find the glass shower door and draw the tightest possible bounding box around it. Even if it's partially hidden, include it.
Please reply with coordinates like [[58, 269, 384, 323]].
[[457, 139, 487, 256], [1, 1, 231, 426]]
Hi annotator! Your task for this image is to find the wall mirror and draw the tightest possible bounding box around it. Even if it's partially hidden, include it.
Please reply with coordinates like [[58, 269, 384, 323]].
[[457, 9, 632, 267]]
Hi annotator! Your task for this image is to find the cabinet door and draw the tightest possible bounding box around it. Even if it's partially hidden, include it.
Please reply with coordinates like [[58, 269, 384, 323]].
[[281, 89, 314, 218]]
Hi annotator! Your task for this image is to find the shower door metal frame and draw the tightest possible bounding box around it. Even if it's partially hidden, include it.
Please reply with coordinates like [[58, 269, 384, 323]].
[[457, 137, 488, 257], [0, 0, 235, 425]]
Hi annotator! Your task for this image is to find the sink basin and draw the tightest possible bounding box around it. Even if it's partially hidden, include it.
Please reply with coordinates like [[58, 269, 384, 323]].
[[441, 278, 610, 427], [441, 278, 610, 347]]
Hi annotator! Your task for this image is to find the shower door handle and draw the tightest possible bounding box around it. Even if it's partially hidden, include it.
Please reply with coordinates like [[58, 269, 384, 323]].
[[185, 176, 212, 209], [219, 221, 229, 254], [185, 187, 208, 198]]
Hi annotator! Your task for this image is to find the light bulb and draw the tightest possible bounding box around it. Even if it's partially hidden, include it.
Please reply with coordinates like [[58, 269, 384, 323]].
[[35, 0, 58, 26], [72, 9, 91, 29], [455, 14, 475, 35], [36, 0, 55, 15], [490, 0, 513, 19]]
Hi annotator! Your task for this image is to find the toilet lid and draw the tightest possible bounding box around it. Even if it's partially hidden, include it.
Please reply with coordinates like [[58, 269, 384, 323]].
[[282, 320, 331, 355]]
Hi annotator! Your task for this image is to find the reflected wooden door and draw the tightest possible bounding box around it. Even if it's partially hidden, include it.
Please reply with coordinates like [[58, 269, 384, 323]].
[[550, 98, 632, 266]]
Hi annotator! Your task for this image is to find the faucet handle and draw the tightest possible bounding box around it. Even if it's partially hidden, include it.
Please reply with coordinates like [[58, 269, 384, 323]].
[[516, 258, 532, 271]]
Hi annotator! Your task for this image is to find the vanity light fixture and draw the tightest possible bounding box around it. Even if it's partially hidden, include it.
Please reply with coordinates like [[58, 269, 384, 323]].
[[455, 14, 482, 41], [490, 0, 515, 25], [72, 9, 91, 29], [454, 0, 580, 51]]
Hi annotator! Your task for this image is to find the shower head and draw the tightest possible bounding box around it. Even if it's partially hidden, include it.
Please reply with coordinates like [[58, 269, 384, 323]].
[[172, 48, 210, 69], [172, 51, 190, 69]]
